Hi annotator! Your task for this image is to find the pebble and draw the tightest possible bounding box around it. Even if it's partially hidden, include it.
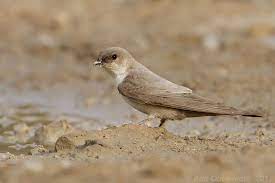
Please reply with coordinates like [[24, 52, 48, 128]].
[[186, 130, 201, 137], [35, 120, 75, 146], [202, 33, 221, 51], [30, 145, 49, 155], [0, 152, 15, 161]]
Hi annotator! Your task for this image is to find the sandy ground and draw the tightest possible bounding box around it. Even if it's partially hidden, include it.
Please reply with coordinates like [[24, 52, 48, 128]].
[[0, 0, 275, 182]]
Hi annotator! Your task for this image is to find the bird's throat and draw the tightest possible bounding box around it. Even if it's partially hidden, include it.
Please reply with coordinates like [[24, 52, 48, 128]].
[[115, 72, 127, 85]]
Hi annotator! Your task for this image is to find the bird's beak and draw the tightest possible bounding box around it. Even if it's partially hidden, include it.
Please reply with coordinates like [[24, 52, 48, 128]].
[[93, 59, 102, 67]]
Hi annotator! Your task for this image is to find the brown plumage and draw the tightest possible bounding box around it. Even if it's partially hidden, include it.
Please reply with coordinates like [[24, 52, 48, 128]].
[[94, 47, 262, 127], [118, 70, 261, 117]]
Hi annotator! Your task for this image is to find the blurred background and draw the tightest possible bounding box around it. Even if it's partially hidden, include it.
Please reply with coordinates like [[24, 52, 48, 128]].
[[0, 0, 274, 153], [0, 1, 275, 182]]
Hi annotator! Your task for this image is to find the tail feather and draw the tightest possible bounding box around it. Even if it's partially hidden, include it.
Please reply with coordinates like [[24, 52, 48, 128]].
[[240, 110, 264, 117], [184, 109, 264, 118]]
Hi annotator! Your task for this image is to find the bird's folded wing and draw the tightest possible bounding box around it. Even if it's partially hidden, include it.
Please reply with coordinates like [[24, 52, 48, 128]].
[[118, 76, 242, 115]]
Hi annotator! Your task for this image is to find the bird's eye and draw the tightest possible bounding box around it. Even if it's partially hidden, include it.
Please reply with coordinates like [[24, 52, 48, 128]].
[[112, 54, 117, 60]]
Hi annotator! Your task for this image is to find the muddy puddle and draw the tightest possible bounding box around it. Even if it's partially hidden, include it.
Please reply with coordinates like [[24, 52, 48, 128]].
[[0, 85, 146, 154]]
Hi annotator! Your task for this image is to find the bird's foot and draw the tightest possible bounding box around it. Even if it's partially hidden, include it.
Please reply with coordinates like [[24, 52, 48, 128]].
[[136, 116, 166, 128], [135, 116, 161, 127], [159, 119, 166, 127]]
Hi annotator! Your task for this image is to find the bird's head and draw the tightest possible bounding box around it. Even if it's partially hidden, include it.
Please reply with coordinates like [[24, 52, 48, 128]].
[[94, 47, 134, 79]]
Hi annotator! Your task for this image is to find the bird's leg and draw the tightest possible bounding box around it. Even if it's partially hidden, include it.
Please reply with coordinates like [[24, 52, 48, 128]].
[[159, 119, 167, 127], [136, 115, 161, 127]]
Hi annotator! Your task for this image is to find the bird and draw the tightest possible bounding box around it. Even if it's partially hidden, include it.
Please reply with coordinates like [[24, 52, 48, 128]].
[[93, 47, 262, 127]]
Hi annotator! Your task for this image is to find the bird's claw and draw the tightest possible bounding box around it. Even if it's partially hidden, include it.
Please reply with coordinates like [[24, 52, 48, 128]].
[[136, 117, 164, 128]]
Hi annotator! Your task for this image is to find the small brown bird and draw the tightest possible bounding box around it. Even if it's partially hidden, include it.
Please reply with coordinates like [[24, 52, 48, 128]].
[[94, 47, 262, 127]]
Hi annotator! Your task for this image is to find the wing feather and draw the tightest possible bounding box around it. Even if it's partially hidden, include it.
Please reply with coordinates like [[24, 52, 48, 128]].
[[118, 73, 246, 115]]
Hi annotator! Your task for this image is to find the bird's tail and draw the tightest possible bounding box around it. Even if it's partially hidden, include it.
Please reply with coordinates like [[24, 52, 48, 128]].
[[239, 109, 264, 117]]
